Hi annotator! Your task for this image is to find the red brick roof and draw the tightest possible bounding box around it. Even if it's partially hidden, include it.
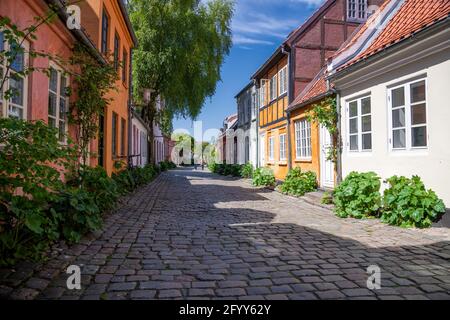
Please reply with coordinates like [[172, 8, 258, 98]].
[[339, 0, 450, 71], [288, 68, 332, 110]]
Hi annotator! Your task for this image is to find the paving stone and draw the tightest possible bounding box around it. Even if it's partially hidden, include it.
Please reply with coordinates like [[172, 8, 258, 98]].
[[130, 290, 156, 299], [316, 290, 346, 300], [108, 282, 137, 291]]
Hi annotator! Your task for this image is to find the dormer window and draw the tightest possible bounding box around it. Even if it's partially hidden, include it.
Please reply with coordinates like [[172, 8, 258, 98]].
[[347, 0, 367, 22]]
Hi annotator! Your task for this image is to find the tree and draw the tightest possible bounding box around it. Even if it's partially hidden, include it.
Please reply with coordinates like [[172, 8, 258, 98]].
[[128, 0, 233, 163]]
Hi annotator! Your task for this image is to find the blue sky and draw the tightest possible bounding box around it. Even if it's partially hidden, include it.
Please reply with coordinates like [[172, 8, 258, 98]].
[[172, 0, 325, 140]]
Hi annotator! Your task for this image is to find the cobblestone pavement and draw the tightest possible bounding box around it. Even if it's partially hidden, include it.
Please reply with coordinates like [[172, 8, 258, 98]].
[[1, 168, 450, 300]]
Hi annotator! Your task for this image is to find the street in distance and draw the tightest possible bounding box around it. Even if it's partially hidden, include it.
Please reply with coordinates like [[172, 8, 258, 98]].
[[179, 305, 272, 317]]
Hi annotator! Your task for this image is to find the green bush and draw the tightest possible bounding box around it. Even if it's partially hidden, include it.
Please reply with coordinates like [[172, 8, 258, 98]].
[[280, 168, 317, 197], [333, 171, 381, 219], [230, 164, 243, 177], [252, 167, 276, 187], [321, 191, 334, 205], [381, 176, 446, 228], [0, 119, 76, 265], [240, 163, 254, 178]]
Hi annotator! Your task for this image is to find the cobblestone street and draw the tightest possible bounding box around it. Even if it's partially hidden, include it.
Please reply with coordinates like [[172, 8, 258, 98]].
[[2, 168, 450, 300]]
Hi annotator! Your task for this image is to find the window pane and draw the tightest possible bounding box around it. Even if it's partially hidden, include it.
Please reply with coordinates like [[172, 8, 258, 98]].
[[361, 97, 371, 115], [59, 121, 65, 142], [10, 76, 24, 106], [362, 115, 371, 132], [349, 101, 358, 117], [10, 44, 24, 72], [349, 118, 358, 134], [392, 87, 405, 107], [412, 126, 427, 147], [48, 92, 57, 116], [48, 117, 56, 128], [59, 98, 66, 119], [362, 133, 372, 150], [392, 108, 405, 128], [411, 103, 426, 125], [0, 31, 3, 52], [393, 129, 406, 148], [411, 80, 425, 103], [8, 105, 23, 119], [350, 135, 358, 151], [49, 68, 58, 92]]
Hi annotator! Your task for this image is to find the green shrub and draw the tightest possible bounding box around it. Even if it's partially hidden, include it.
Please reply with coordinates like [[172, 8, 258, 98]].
[[280, 168, 317, 197], [0, 119, 76, 265], [240, 163, 254, 178], [333, 171, 381, 219], [381, 176, 446, 228], [252, 167, 276, 187], [159, 161, 169, 172], [208, 162, 218, 173], [51, 188, 101, 244], [230, 164, 243, 177]]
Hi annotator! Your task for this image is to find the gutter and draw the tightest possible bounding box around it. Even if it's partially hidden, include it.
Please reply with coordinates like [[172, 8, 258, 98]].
[[281, 45, 293, 170], [117, 0, 138, 47]]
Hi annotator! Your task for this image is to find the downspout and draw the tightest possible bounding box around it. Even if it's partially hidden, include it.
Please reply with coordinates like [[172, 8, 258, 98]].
[[282, 45, 293, 170], [253, 78, 260, 168], [336, 90, 343, 184]]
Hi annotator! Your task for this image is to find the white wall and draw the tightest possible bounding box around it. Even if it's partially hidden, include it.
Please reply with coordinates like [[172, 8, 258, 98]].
[[131, 117, 148, 168], [338, 42, 450, 207]]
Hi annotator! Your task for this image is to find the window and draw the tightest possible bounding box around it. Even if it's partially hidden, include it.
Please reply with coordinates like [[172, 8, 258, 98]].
[[347, 96, 372, 152], [48, 67, 69, 142], [121, 118, 126, 156], [268, 136, 274, 161], [251, 92, 257, 118], [347, 0, 367, 21], [112, 112, 118, 157], [295, 119, 312, 159], [1, 32, 28, 120], [101, 9, 109, 54], [279, 134, 287, 161], [389, 79, 427, 150], [279, 66, 288, 96], [122, 49, 128, 84], [260, 80, 268, 107], [114, 33, 120, 71], [269, 74, 277, 101]]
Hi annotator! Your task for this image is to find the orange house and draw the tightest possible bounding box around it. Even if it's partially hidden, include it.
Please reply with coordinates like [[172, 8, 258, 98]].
[[286, 69, 336, 189], [79, 0, 137, 175]]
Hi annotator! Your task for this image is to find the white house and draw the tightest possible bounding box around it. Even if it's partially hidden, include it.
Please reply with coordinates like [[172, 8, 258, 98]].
[[130, 110, 149, 168], [329, 0, 450, 207], [235, 83, 258, 166]]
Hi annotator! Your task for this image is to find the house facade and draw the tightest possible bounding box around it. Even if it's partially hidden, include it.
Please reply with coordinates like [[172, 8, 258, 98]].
[[216, 114, 238, 164], [252, 0, 385, 180], [79, 0, 137, 175], [235, 83, 258, 166], [130, 110, 149, 168], [328, 0, 450, 206]]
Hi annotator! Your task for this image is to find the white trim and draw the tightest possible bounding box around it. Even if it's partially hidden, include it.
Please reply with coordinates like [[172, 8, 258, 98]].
[[279, 133, 287, 161], [269, 74, 277, 102], [278, 66, 288, 96], [268, 135, 275, 161], [48, 62, 70, 143], [295, 119, 312, 159]]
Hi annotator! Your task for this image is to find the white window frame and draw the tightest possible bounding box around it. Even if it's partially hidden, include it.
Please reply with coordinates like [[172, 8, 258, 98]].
[[278, 66, 288, 96], [269, 74, 277, 102], [260, 79, 268, 108], [0, 30, 29, 120], [268, 136, 275, 161], [347, 95, 372, 153], [347, 0, 367, 21], [388, 78, 428, 152], [279, 133, 287, 161], [48, 63, 69, 143], [295, 119, 312, 160]]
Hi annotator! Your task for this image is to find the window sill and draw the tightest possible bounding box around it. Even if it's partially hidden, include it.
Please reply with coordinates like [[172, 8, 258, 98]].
[[278, 161, 288, 166], [295, 158, 312, 163]]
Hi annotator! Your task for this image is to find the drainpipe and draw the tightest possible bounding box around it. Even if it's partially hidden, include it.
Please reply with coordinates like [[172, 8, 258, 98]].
[[253, 78, 260, 168], [336, 90, 343, 184], [282, 45, 292, 170]]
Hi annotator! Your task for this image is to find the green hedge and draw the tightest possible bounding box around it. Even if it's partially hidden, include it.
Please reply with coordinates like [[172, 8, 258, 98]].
[[252, 167, 276, 187], [279, 168, 317, 197]]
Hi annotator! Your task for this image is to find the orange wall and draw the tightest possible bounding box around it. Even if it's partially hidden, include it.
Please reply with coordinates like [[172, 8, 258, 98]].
[[81, 0, 135, 175], [289, 105, 321, 181]]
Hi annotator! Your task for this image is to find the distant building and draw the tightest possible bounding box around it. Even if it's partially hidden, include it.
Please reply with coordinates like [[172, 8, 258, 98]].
[[216, 114, 238, 164]]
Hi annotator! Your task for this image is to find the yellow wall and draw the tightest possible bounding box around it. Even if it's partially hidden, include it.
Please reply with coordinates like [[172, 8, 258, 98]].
[[81, 0, 135, 175], [289, 105, 321, 181]]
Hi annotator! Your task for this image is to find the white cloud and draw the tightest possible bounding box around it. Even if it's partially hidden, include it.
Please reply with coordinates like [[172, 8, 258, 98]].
[[233, 35, 274, 45]]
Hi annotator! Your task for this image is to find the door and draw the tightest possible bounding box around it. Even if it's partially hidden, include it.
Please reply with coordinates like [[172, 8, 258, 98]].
[[259, 134, 266, 167], [320, 126, 334, 188]]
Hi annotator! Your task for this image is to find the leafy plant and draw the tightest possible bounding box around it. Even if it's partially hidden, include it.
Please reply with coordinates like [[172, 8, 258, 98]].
[[333, 171, 381, 219], [381, 176, 446, 228], [252, 167, 276, 187], [240, 163, 254, 179], [280, 168, 317, 197], [321, 191, 334, 205], [0, 118, 76, 265]]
